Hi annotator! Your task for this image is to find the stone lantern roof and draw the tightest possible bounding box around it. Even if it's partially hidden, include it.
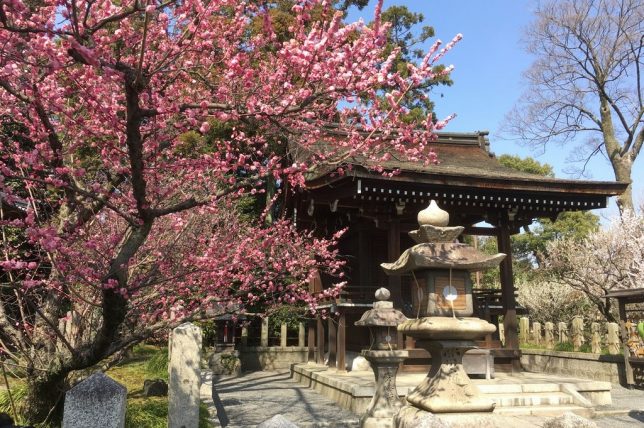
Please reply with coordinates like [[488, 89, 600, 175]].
[[355, 288, 407, 327], [380, 200, 506, 275]]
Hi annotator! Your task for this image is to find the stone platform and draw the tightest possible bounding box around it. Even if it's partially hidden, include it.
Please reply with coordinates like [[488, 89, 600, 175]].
[[292, 363, 613, 417]]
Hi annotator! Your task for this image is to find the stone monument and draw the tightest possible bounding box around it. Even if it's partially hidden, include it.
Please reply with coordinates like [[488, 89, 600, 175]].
[[558, 322, 569, 343], [591, 322, 602, 354], [572, 316, 585, 351], [62, 372, 127, 428], [606, 322, 620, 355], [355, 287, 408, 428], [520, 317, 530, 344], [380, 201, 504, 423], [532, 321, 542, 345], [498, 322, 505, 345], [545, 322, 555, 350], [169, 322, 202, 428]]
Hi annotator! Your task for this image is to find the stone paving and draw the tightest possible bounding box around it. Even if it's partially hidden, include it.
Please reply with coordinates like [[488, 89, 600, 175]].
[[594, 385, 644, 427], [201, 371, 360, 427], [201, 369, 644, 427]]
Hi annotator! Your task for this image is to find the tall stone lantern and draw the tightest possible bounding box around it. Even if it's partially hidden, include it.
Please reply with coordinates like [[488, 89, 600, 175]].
[[355, 287, 408, 428], [379, 201, 506, 425]]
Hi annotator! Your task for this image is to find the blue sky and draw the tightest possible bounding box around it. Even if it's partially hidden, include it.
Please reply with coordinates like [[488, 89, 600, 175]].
[[347, 1, 643, 218]]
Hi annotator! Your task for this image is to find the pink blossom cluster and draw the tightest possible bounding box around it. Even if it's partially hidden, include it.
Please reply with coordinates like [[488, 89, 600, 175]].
[[0, 0, 460, 347]]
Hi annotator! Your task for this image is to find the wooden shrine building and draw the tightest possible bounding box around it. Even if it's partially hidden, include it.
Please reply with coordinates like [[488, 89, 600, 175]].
[[295, 131, 628, 372]]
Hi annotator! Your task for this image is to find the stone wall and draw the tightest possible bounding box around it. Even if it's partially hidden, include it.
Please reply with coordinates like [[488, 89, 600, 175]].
[[240, 346, 308, 371], [521, 349, 625, 385]]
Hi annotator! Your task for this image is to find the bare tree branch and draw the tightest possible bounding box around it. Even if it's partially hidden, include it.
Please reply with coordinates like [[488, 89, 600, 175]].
[[503, 0, 643, 211]]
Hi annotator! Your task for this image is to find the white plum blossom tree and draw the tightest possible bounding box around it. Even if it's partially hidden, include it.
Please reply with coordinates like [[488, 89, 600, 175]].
[[545, 208, 644, 321]]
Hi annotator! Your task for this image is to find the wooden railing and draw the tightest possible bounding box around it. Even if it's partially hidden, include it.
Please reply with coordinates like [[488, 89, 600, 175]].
[[320, 285, 379, 303], [472, 288, 525, 318]]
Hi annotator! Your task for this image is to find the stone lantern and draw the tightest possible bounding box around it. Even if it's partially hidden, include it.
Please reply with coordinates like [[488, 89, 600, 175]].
[[355, 287, 408, 428], [382, 200, 505, 318], [379, 201, 506, 425]]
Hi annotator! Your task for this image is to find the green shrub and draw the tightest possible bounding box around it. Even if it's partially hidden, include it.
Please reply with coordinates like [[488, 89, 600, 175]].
[[0, 383, 27, 424], [145, 351, 169, 380], [196, 320, 218, 348], [268, 305, 305, 337]]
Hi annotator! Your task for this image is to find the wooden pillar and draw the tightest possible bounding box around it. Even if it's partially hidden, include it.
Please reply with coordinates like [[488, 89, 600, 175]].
[[261, 317, 269, 347], [328, 316, 337, 368], [280, 323, 288, 348], [388, 219, 402, 307], [404, 335, 415, 349], [316, 316, 325, 364], [498, 216, 520, 370], [337, 311, 346, 371], [241, 326, 248, 347], [298, 322, 306, 348], [618, 299, 635, 386], [307, 320, 316, 361], [358, 223, 372, 287]]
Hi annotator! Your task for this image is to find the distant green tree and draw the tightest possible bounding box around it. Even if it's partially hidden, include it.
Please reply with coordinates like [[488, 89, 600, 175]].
[[477, 155, 600, 288], [497, 155, 599, 267], [512, 211, 599, 267], [376, 5, 453, 123], [497, 154, 554, 177]]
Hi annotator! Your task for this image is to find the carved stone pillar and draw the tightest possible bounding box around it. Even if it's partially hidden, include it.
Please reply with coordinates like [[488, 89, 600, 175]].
[[360, 350, 408, 428]]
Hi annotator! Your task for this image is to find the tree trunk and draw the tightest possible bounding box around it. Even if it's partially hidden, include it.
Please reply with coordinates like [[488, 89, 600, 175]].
[[611, 156, 633, 213], [600, 97, 634, 213], [22, 371, 67, 425]]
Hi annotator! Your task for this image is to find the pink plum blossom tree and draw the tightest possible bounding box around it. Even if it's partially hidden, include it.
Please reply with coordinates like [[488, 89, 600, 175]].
[[0, 0, 459, 421]]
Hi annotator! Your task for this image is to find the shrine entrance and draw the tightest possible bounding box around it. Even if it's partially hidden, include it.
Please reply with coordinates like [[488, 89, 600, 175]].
[[294, 131, 627, 372]]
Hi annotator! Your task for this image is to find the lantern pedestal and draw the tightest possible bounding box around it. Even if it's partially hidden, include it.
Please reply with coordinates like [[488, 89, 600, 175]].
[[404, 340, 494, 413], [360, 350, 408, 428], [393, 316, 496, 426]]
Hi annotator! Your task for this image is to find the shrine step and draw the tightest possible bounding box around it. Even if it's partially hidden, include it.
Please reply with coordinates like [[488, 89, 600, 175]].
[[493, 404, 593, 417], [488, 392, 573, 407], [477, 383, 561, 394]]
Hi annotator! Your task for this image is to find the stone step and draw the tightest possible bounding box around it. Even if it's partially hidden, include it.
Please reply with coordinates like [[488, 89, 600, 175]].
[[477, 383, 561, 394], [489, 392, 574, 407], [493, 404, 593, 417], [223, 422, 360, 428]]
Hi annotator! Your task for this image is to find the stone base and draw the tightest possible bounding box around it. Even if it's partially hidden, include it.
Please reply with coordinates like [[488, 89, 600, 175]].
[[291, 363, 612, 417], [395, 406, 498, 428], [406, 340, 495, 413], [361, 415, 395, 428], [238, 346, 308, 371], [394, 406, 449, 428]]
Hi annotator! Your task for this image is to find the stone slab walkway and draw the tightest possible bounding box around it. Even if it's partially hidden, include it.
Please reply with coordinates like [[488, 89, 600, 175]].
[[594, 385, 644, 427], [201, 371, 360, 427], [201, 369, 644, 427]]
